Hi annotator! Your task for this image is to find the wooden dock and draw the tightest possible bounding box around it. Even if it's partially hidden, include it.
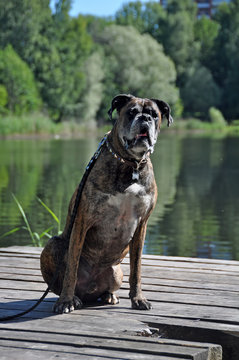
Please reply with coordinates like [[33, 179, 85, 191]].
[[1, 247, 239, 359]]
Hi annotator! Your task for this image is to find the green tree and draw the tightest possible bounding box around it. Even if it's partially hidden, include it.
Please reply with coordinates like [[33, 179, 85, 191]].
[[115, 1, 147, 33], [49, 13, 93, 120], [181, 65, 221, 119], [0, 0, 62, 118], [115, 1, 166, 43], [0, 45, 41, 114], [162, 0, 198, 85], [0, 0, 94, 121], [95, 25, 179, 120], [210, 0, 239, 119], [79, 51, 104, 125], [30, 3, 93, 121], [115, 1, 166, 36], [0, 85, 8, 114], [0, 0, 53, 63], [194, 16, 220, 67]]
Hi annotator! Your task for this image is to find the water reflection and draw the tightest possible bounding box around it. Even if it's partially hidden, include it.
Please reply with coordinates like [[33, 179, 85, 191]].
[[0, 134, 239, 260]]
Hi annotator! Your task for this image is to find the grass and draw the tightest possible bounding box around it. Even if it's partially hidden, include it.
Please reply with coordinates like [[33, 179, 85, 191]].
[[0, 112, 99, 138], [171, 118, 239, 135], [0, 195, 61, 247], [0, 113, 56, 136], [1, 112, 239, 137]]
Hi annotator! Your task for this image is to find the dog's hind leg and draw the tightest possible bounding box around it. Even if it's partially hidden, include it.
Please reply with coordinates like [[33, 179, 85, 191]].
[[102, 264, 123, 304], [40, 236, 67, 296], [95, 264, 123, 305], [79, 264, 123, 305], [100, 292, 120, 305]]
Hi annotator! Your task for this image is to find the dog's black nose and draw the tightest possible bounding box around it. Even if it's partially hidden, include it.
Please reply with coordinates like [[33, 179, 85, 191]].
[[140, 114, 151, 122]]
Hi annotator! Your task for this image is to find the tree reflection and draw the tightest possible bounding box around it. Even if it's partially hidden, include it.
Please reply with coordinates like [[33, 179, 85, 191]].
[[0, 135, 239, 260]]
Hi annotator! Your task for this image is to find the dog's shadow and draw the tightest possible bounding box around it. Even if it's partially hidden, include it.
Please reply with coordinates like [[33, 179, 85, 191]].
[[0, 297, 124, 323]]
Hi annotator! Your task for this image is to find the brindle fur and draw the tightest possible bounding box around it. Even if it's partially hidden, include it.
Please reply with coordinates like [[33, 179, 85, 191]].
[[40, 94, 172, 313]]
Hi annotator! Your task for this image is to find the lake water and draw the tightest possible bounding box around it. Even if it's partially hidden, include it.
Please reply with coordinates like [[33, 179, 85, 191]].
[[0, 133, 239, 260]]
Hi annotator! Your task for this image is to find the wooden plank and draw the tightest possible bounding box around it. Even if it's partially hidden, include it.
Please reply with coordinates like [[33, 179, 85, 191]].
[[1, 269, 239, 307], [1, 272, 239, 300], [1, 266, 239, 293], [0, 267, 41, 276], [0, 299, 237, 337], [142, 253, 239, 266], [1, 278, 239, 310], [1, 256, 239, 286], [1, 292, 239, 330], [123, 258, 239, 274], [4, 246, 239, 359], [0, 344, 187, 360], [0, 246, 237, 266], [0, 328, 221, 360], [2, 249, 239, 274], [2, 247, 239, 272]]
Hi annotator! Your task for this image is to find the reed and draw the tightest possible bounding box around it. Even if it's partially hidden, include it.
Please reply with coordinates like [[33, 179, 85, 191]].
[[0, 195, 61, 247]]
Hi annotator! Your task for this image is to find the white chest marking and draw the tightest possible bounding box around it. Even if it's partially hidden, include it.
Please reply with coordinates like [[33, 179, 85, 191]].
[[107, 183, 151, 213], [126, 182, 144, 195]]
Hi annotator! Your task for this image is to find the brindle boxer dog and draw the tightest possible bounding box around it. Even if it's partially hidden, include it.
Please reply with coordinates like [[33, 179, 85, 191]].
[[40, 94, 173, 313]]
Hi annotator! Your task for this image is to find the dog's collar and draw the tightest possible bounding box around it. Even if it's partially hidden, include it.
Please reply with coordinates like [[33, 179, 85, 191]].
[[106, 138, 149, 181]]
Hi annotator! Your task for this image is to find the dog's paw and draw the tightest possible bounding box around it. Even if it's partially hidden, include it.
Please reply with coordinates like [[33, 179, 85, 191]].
[[131, 297, 152, 310], [53, 295, 83, 314], [99, 292, 119, 305]]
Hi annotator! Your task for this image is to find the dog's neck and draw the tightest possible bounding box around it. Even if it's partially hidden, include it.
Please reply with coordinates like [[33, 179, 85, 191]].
[[107, 127, 150, 163], [106, 129, 150, 181]]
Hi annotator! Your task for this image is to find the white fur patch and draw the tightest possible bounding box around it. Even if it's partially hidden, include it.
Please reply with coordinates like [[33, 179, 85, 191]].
[[107, 183, 151, 215], [126, 183, 144, 195]]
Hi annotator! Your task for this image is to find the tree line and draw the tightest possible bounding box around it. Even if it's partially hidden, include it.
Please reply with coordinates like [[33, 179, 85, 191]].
[[0, 0, 238, 125]]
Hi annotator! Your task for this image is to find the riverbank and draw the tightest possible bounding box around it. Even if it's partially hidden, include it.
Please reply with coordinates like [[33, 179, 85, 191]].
[[0, 112, 239, 139], [0, 113, 104, 139]]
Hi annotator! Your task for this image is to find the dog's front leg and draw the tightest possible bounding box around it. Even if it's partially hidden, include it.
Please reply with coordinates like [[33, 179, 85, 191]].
[[53, 219, 88, 314], [129, 221, 152, 310]]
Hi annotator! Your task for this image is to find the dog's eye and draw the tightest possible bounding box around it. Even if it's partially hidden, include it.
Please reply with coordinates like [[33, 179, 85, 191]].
[[128, 108, 138, 119], [151, 110, 158, 119], [144, 108, 158, 119]]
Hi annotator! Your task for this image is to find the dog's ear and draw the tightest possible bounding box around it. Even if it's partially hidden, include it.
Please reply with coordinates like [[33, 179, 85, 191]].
[[151, 99, 173, 127], [108, 94, 133, 121]]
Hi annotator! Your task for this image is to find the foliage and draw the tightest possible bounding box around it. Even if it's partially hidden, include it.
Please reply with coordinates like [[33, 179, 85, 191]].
[[0, 0, 51, 61], [115, 1, 166, 39], [194, 16, 220, 66], [0, 45, 41, 114], [209, 107, 227, 127], [181, 64, 221, 119], [50, 14, 94, 121], [0, 0, 239, 127], [0, 195, 60, 247], [210, 0, 239, 119], [78, 51, 105, 126], [162, 0, 198, 84], [0, 85, 8, 114], [95, 25, 179, 121], [0, 112, 102, 137], [0, 113, 55, 136]]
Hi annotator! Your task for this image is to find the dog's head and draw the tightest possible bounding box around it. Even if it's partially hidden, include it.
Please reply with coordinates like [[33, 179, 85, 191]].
[[108, 94, 173, 159]]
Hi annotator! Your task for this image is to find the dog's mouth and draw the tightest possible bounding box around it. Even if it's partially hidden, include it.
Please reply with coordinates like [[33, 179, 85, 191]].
[[135, 131, 148, 140], [124, 128, 152, 150]]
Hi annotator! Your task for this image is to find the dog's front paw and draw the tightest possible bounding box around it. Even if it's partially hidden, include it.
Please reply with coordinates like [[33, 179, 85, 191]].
[[131, 297, 152, 310], [53, 295, 83, 314]]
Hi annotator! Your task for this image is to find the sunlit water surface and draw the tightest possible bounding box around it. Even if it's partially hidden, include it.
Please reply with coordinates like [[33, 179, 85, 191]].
[[0, 133, 239, 260]]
